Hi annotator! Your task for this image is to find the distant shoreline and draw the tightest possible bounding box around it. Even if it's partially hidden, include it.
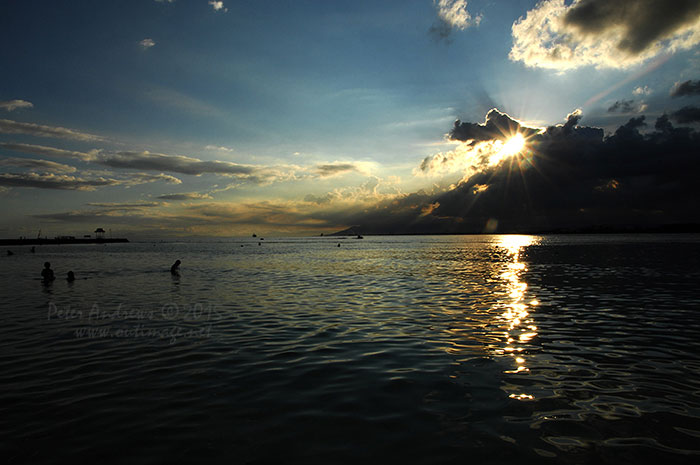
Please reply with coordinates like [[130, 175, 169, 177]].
[[0, 238, 129, 246]]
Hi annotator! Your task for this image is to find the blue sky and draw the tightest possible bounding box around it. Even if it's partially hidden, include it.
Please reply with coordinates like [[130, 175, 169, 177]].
[[2, 0, 700, 237]]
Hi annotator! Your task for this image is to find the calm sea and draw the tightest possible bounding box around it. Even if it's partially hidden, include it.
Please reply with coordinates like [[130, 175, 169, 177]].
[[2, 234, 700, 464]]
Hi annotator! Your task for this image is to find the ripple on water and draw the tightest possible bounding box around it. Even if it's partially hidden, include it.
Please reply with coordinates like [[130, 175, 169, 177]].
[[2, 235, 700, 464]]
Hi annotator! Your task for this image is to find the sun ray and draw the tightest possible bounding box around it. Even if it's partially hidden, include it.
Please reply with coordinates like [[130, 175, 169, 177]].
[[489, 133, 526, 165]]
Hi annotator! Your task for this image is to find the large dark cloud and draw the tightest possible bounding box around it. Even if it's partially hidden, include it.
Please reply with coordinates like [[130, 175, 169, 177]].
[[563, 0, 700, 54], [339, 108, 700, 234], [671, 79, 700, 97], [671, 106, 700, 123]]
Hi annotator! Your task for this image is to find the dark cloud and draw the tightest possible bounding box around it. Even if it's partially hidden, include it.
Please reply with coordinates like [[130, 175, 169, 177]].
[[0, 119, 104, 141], [671, 79, 700, 97], [341, 108, 700, 234], [0, 171, 179, 191], [157, 192, 212, 201], [0, 143, 286, 181], [607, 99, 635, 113], [315, 163, 358, 177], [562, 0, 700, 54], [671, 106, 700, 123], [429, 20, 454, 42], [86, 202, 161, 209], [99, 151, 255, 176], [0, 142, 94, 161], [450, 108, 540, 143], [0, 173, 121, 191], [0, 157, 76, 173]]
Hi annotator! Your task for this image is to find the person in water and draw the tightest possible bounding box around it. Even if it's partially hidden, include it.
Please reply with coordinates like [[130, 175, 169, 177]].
[[41, 262, 55, 282], [170, 260, 181, 274], [66, 271, 75, 282]]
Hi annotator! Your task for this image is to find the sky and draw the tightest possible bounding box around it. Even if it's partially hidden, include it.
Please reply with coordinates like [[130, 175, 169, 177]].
[[2, 0, 700, 237]]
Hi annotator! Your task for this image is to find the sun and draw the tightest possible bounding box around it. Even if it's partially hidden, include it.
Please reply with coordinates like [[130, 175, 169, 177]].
[[488, 133, 527, 165], [501, 133, 526, 157]]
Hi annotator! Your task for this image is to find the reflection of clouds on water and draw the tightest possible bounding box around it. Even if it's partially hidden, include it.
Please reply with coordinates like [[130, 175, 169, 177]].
[[490, 235, 540, 400]]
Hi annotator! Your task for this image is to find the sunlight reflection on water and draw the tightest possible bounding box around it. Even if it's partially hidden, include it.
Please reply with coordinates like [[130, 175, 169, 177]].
[[490, 235, 540, 396]]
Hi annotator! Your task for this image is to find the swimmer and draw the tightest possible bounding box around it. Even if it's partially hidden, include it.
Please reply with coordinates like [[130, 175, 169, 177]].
[[170, 260, 181, 274], [41, 262, 55, 282], [66, 271, 75, 282]]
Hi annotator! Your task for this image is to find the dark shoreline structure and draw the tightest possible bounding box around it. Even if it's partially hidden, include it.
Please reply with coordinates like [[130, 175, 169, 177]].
[[0, 237, 129, 246], [330, 223, 700, 236]]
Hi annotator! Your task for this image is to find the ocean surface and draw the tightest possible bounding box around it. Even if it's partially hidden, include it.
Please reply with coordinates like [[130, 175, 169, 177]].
[[2, 234, 700, 464]]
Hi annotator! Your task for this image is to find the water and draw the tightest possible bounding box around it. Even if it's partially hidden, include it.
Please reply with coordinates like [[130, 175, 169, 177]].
[[2, 234, 700, 464]]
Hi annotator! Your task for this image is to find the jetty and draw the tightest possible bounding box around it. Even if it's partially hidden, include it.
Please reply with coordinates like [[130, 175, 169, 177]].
[[0, 227, 129, 246]]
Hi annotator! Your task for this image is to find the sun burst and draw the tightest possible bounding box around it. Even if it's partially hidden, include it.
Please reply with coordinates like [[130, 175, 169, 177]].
[[501, 133, 526, 157], [489, 133, 527, 165]]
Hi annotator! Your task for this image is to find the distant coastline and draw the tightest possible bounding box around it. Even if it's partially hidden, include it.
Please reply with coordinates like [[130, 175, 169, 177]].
[[0, 238, 129, 246], [329, 223, 700, 236]]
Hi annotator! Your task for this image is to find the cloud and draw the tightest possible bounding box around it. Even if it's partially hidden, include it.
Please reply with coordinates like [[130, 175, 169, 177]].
[[0, 173, 122, 191], [0, 100, 34, 112], [607, 99, 647, 113], [608, 100, 635, 113], [0, 171, 179, 191], [204, 145, 234, 152], [125, 172, 182, 185], [315, 163, 360, 177], [140, 38, 156, 49], [633, 86, 652, 96], [418, 110, 545, 178], [0, 142, 300, 185], [450, 108, 541, 142], [430, 0, 480, 41], [86, 201, 162, 209], [0, 142, 95, 161], [208, 1, 227, 13], [434, 0, 480, 29], [0, 119, 104, 141], [670, 106, 700, 123], [0, 157, 77, 173], [342, 108, 700, 234], [98, 151, 255, 176], [510, 0, 700, 70], [670, 79, 700, 97], [157, 192, 212, 201]]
